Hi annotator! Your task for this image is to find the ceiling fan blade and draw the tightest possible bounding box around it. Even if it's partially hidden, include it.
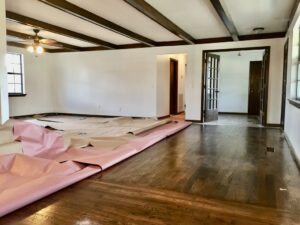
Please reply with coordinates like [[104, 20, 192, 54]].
[[40, 38, 57, 44], [41, 42, 63, 48]]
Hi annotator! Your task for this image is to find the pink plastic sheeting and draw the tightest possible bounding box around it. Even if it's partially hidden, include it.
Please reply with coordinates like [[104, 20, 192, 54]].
[[0, 154, 100, 217], [12, 119, 67, 159], [0, 119, 191, 217]]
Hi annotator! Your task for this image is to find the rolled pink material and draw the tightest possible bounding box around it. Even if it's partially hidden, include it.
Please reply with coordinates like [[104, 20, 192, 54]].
[[0, 119, 191, 217]]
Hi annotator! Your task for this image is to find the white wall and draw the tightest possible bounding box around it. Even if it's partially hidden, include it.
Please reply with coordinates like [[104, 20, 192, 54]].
[[8, 47, 55, 117], [51, 50, 157, 117], [156, 53, 186, 117], [48, 38, 284, 123], [284, 14, 300, 162], [0, 0, 9, 124], [216, 50, 263, 113]]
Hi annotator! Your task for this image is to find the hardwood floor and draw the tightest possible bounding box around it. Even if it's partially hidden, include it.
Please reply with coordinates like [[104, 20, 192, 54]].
[[1, 125, 300, 224]]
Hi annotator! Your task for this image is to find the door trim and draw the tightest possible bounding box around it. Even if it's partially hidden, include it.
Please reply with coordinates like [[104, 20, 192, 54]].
[[281, 39, 289, 128], [201, 46, 271, 125]]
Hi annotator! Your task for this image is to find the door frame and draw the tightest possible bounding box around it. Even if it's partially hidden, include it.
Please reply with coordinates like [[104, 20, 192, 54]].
[[201, 46, 271, 125], [281, 39, 289, 128], [170, 58, 179, 115]]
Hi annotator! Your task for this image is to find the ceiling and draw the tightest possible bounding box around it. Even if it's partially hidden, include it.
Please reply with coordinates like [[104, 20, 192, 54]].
[[5, 0, 296, 52]]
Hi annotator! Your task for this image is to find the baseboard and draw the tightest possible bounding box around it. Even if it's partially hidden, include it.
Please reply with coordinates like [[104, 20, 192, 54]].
[[284, 133, 300, 170], [185, 119, 201, 123], [266, 123, 281, 128], [157, 115, 170, 120], [218, 112, 248, 115], [176, 111, 185, 114], [11, 112, 120, 119]]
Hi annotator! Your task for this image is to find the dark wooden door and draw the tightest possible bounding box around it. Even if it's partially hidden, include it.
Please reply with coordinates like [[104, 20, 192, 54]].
[[204, 53, 220, 122], [281, 39, 289, 128], [259, 50, 270, 125], [248, 61, 262, 115], [170, 59, 178, 115]]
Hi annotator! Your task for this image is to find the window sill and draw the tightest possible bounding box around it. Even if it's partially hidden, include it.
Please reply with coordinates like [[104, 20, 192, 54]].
[[9, 93, 27, 97], [288, 99, 300, 109]]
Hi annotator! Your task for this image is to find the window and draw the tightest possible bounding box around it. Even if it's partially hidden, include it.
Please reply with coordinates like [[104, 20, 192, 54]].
[[6, 53, 24, 95]]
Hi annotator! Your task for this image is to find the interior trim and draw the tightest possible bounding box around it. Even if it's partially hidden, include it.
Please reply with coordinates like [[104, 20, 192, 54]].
[[288, 98, 300, 109]]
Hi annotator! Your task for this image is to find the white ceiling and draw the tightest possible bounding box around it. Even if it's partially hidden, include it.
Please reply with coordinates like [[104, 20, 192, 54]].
[[215, 49, 265, 57], [145, 0, 230, 39], [68, 0, 181, 42], [5, 0, 295, 50], [222, 0, 295, 35], [6, 0, 138, 45]]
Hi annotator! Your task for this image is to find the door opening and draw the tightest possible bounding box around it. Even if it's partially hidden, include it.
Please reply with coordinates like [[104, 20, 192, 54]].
[[170, 58, 178, 115], [248, 61, 262, 115], [201, 47, 270, 126]]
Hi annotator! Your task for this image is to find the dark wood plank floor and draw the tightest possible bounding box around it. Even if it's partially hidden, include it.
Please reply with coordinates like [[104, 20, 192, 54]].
[[1, 124, 300, 224]]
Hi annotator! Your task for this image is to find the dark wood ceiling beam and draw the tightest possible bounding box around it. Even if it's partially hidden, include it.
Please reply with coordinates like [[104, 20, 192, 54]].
[[47, 32, 283, 53], [38, 0, 156, 47], [6, 11, 117, 49], [6, 29, 82, 51], [210, 0, 239, 41], [13, 32, 283, 53], [123, 0, 195, 44]]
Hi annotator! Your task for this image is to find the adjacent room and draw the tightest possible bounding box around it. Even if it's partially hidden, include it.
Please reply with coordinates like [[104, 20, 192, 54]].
[[202, 49, 266, 127], [0, 0, 300, 224]]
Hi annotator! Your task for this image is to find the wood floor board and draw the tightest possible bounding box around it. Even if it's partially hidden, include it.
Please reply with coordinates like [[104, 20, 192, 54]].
[[1, 123, 300, 224]]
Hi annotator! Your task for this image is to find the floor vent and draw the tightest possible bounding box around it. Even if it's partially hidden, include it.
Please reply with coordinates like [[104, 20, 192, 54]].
[[266, 147, 275, 153]]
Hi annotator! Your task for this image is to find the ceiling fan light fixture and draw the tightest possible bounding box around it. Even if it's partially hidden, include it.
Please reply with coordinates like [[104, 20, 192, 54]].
[[36, 45, 44, 54], [27, 45, 34, 53], [253, 27, 265, 34]]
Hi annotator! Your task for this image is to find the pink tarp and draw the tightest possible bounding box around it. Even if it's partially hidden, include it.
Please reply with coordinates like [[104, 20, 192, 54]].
[[0, 119, 191, 217]]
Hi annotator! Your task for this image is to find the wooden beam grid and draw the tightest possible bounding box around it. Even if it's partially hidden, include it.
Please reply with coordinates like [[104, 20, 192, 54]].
[[5, 0, 288, 53]]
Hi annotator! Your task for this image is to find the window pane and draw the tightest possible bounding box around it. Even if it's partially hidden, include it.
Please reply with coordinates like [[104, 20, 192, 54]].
[[7, 75, 15, 83], [15, 84, 22, 93], [7, 64, 14, 73], [14, 75, 21, 84], [13, 64, 21, 73], [8, 84, 15, 93]]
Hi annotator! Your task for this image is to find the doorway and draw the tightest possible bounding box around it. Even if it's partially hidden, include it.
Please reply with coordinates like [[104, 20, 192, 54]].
[[248, 61, 262, 115], [170, 58, 178, 115], [201, 47, 270, 126]]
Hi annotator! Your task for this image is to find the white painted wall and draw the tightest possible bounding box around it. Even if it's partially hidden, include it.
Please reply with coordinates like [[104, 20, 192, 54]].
[[51, 50, 157, 117], [8, 47, 55, 117], [0, 0, 9, 124], [48, 38, 284, 123], [156, 53, 186, 117], [216, 50, 263, 113], [284, 15, 300, 162]]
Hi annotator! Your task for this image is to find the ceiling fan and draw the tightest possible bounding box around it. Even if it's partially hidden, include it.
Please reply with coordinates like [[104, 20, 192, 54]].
[[24, 29, 62, 54]]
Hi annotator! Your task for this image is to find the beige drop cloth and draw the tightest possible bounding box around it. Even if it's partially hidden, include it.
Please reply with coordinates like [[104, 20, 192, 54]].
[[0, 120, 23, 155], [25, 116, 171, 150]]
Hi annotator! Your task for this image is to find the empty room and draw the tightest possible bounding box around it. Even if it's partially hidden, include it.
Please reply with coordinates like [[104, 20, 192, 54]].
[[0, 0, 300, 224]]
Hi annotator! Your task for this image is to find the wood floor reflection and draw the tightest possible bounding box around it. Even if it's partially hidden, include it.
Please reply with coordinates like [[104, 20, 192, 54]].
[[1, 124, 300, 224]]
